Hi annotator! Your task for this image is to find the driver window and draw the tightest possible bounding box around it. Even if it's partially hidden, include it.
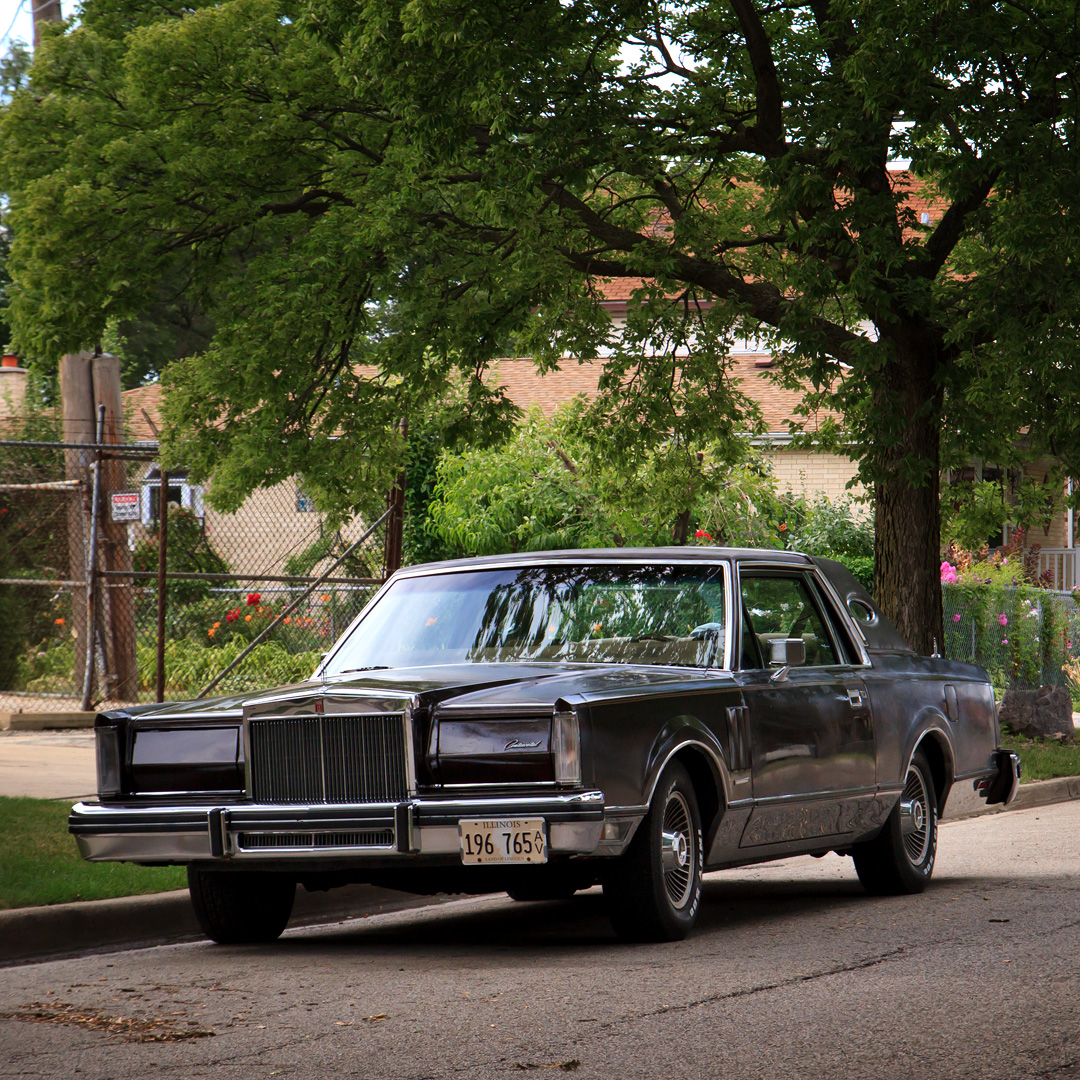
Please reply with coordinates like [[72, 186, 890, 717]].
[[740, 573, 839, 667]]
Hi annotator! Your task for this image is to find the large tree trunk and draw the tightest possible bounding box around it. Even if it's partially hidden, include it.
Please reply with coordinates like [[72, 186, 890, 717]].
[[872, 340, 944, 657]]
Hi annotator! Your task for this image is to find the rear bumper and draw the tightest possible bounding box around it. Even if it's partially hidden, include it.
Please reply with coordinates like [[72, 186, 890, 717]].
[[975, 750, 1022, 806], [69, 791, 609, 864]]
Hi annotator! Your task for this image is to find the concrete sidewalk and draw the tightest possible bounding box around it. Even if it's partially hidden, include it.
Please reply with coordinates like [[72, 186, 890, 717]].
[[0, 729, 96, 801]]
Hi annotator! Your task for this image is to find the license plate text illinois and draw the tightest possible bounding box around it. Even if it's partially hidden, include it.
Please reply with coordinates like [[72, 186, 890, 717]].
[[459, 818, 547, 864]]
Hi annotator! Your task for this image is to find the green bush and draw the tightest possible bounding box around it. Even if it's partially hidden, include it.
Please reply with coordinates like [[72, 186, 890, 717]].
[[137, 634, 323, 695], [132, 505, 229, 604]]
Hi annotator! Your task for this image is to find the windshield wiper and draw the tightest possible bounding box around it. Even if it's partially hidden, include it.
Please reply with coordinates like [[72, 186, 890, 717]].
[[335, 666, 390, 674]]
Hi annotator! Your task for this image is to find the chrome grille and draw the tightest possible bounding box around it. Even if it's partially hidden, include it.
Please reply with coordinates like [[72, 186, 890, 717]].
[[248, 713, 409, 804], [237, 830, 395, 850]]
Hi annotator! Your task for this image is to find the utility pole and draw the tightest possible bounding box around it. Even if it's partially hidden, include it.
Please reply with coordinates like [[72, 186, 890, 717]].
[[60, 350, 94, 696], [60, 351, 138, 705], [32, 0, 62, 48]]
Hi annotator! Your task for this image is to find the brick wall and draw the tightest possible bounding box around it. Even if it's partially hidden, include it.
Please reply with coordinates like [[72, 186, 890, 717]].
[[766, 448, 866, 505]]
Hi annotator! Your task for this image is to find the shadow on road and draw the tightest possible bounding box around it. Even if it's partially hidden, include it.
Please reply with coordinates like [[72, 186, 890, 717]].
[[215, 862, 969, 962]]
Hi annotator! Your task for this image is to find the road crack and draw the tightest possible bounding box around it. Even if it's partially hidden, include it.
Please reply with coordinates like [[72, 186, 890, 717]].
[[600, 946, 908, 1029]]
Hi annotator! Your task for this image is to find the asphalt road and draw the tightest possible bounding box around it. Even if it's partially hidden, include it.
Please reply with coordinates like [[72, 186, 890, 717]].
[[2, 801, 1078, 1080]]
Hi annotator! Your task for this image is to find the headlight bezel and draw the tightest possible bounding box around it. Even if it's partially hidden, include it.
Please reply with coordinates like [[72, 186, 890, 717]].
[[95, 725, 122, 797], [551, 706, 582, 787]]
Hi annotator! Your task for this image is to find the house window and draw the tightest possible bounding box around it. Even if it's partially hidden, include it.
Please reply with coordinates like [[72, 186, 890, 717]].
[[140, 466, 205, 525]]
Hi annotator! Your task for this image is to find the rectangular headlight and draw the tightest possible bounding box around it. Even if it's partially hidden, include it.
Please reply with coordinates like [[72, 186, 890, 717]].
[[551, 708, 581, 787], [95, 726, 121, 797]]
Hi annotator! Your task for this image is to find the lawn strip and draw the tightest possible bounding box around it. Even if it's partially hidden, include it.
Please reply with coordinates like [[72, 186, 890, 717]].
[[0, 795, 185, 910]]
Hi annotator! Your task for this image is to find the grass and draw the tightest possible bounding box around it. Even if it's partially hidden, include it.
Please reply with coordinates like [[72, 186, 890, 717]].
[[1001, 733, 1080, 783], [0, 796, 186, 911]]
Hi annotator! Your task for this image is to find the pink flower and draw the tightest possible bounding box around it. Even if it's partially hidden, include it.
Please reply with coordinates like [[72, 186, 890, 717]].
[[997, 613, 1008, 627], [952, 613, 962, 623], [1002, 638, 1009, 645], [940, 561, 957, 584]]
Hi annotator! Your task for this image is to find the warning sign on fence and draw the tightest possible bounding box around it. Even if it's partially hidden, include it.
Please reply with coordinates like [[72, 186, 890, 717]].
[[110, 491, 140, 522]]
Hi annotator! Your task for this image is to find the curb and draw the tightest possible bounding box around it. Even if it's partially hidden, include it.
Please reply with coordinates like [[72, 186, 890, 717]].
[[945, 774, 1080, 821], [0, 712, 96, 731], [0, 882, 452, 968], [3, 776, 1079, 967]]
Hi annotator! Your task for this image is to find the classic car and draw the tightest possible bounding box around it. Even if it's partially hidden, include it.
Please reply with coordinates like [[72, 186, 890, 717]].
[[70, 548, 1020, 944]]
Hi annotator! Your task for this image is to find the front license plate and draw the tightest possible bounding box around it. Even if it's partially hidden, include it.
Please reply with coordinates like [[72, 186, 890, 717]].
[[459, 818, 547, 864]]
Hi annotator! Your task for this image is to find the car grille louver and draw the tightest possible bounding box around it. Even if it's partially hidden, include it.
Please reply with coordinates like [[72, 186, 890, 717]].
[[248, 714, 409, 804]]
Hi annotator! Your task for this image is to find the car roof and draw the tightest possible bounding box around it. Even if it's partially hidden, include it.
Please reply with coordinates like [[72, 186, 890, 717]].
[[397, 547, 817, 574]]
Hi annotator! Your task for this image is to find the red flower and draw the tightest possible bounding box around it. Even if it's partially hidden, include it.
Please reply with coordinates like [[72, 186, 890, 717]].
[[694, 529, 713, 540], [226, 608, 240, 623], [246, 592, 261, 606], [778, 522, 787, 532]]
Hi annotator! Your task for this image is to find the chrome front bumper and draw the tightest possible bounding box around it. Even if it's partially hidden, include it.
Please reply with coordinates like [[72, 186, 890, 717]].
[[69, 791, 611, 863]]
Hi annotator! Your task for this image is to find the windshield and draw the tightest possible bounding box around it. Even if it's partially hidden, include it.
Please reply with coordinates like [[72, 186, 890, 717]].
[[323, 564, 728, 673]]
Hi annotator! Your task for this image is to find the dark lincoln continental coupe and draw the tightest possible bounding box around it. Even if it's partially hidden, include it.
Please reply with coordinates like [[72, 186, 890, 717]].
[[70, 549, 1020, 943]]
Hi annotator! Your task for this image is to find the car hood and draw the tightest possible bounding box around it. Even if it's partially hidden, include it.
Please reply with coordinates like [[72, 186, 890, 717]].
[[107, 664, 732, 725], [325, 662, 730, 711]]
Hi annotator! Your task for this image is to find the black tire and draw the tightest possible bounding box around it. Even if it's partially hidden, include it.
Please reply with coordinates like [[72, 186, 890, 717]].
[[187, 867, 296, 944], [602, 761, 703, 942], [853, 749, 938, 896]]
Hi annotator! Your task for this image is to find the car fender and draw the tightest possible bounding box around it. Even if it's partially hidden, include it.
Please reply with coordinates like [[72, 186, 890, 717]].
[[642, 717, 731, 823], [902, 706, 957, 806]]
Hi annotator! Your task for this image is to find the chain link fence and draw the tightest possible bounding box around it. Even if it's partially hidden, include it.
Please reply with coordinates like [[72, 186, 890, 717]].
[[942, 584, 1080, 693], [0, 438, 392, 713]]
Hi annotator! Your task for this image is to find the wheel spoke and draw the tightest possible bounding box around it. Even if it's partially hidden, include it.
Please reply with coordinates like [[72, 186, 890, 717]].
[[900, 765, 930, 865], [661, 791, 695, 909]]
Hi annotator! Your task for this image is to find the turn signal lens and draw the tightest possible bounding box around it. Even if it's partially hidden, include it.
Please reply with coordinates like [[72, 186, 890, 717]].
[[96, 726, 121, 796], [552, 708, 581, 787]]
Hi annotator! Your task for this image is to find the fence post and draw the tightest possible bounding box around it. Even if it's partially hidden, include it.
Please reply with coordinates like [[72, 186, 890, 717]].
[[80, 406, 106, 711], [156, 470, 168, 703], [93, 353, 139, 701]]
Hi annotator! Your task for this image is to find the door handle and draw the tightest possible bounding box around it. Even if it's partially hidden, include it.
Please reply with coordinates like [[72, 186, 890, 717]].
[[847, 688, 864, 708]]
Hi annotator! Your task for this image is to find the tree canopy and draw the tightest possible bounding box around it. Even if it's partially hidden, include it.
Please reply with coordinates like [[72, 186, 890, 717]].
[[3, 0, 1080, 649]]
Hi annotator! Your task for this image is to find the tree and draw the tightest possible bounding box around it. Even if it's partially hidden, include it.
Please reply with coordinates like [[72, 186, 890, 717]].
[[3, 1, 1080, 651], [426, 401, 784, 554]]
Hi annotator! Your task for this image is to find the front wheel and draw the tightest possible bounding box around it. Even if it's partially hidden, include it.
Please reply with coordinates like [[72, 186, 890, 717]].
[[188, 868, 296, 944], [602, 761, 703, 942], [853, 749, 938, 895]]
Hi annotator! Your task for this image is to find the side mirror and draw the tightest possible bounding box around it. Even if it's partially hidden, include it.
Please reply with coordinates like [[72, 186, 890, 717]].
[[769, 638, 806, 667]]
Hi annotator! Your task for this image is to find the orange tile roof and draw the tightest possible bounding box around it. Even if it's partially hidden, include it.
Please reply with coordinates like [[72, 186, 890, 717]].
[[123, 383, 163, 442]]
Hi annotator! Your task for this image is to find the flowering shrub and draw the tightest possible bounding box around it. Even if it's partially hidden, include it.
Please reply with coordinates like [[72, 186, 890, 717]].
[[941, 530, 1076, 693]]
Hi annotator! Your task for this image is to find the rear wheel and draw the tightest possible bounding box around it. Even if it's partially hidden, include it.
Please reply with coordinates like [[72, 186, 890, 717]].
[[602, 761, 702, 942], [187, 868, 295, 944], [853, 749, 938, 895]]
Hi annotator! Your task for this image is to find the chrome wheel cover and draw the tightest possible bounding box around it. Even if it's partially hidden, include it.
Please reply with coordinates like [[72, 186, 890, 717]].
[[660, 790, 696, 909], [899, 763, 931, 865]]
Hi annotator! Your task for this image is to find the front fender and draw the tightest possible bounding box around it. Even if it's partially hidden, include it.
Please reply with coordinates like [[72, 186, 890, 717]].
[[642, 716, 731, 815]]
